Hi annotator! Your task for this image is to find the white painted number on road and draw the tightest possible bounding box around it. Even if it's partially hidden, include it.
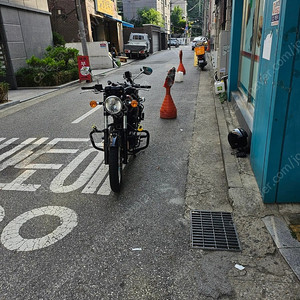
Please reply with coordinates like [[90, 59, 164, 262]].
[[0, 137, 109, 195], [0, 205, 4, 222], [1, 206, 78, 252]]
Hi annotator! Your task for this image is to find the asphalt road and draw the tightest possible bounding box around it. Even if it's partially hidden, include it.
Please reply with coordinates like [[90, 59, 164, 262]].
[[0, 46, 206, 299]]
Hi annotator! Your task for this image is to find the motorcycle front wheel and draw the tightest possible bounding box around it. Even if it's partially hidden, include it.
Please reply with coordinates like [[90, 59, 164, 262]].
[[109, 145, 123, 193]]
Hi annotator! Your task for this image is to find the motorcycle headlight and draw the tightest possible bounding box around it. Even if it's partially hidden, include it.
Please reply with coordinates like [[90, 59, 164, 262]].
[[104, 96, 123, 115]]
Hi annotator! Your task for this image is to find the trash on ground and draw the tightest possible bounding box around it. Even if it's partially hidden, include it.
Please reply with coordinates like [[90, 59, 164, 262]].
[[132, 248, 142, 251], [235, 264, 245, 270]]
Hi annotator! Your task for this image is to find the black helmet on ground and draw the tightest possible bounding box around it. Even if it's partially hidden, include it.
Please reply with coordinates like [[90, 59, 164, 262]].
[[228, 128, 248, 149]]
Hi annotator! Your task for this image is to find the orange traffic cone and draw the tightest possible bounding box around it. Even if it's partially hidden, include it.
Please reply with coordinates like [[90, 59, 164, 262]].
[[160, 68, 177, 119], [160, 85, 177, 119], [177, 50, 186, 75]]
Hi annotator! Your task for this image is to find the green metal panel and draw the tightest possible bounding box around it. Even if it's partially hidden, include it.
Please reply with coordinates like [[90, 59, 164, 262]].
[[251, 0, 300, 203], [276, 2, 300, 202], [227, 0, 244, 100], [250, 0, 281, 201]]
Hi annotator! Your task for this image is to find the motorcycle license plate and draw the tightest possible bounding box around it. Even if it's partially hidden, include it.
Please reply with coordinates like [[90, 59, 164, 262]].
[[199, 60, 204, 63]]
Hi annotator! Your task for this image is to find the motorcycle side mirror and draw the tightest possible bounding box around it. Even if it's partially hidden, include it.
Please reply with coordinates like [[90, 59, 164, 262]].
[[142, 66, 153, 75]]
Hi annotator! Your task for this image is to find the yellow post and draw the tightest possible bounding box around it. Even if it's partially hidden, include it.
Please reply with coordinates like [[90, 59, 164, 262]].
[[194, 51, 198, 67]]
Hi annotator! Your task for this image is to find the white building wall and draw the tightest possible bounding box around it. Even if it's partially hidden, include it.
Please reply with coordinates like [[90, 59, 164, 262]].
[[123, 0, 157, 20], [122, 0, 170, 33]]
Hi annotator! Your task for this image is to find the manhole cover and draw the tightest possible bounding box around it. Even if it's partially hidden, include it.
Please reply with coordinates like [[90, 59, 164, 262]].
[[191, 210, 241, 251]]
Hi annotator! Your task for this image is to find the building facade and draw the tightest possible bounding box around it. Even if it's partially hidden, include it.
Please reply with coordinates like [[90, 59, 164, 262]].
[[0, 0, 52, 88], [48, 0, 131, 53], [228, 0, 300, 203], [170, 0, 187, 19], [205, 0, 232, 50], [122, 0, 171, 34]]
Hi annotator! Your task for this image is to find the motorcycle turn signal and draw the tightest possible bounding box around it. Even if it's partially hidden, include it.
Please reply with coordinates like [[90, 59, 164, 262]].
[[90, 101, 97, 108], [131, 100, 138, 108], [90, 100, 103, 108]]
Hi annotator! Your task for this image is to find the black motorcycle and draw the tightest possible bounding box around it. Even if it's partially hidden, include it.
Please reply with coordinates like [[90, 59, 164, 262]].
[[195, 43, 207, 70], [81, 67, 152, 192]]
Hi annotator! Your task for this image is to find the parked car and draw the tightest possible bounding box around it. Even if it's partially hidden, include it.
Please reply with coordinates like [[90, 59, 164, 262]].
[[192, 36, 207, 50], [168, 38, 180, 48]]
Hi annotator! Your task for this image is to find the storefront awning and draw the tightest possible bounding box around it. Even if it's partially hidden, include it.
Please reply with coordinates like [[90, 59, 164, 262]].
[[103, 14, 134, 28], [122, 21, 134, 28]]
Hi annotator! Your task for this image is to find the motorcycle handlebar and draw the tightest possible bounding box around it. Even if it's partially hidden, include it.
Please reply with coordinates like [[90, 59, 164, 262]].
[[81, 84, 103, 91], [82, 83, 150, 91], [81, 87, 95, 90], [133, 84, 151, 89]]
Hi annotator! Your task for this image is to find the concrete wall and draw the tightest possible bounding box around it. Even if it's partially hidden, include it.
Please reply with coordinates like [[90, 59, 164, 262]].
[[66, 42, 113, 69], [0, 1, 52, 88], [1, 0, 49, 11], [0, 5, 52, 72]]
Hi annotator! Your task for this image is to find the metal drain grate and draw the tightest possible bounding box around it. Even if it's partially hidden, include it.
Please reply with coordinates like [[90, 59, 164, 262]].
[[191, 210, 241, 251]]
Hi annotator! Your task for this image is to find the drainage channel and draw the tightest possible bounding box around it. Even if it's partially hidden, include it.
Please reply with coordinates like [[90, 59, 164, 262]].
[[191, 210, 241, 251]]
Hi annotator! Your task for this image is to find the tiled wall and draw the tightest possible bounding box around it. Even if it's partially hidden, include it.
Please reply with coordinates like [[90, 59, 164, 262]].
[[2, 0, 49, 11]]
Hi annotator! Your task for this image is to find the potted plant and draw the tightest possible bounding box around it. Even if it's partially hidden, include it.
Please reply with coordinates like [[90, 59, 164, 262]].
[[0, 61, 9, 103]]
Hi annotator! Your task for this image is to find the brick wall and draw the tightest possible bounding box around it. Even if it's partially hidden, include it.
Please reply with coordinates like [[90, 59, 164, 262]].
[[48, 0, 90, 43]]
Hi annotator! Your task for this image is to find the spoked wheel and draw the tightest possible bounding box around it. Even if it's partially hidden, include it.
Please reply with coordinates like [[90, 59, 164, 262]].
[[109, 145, 123, 193]]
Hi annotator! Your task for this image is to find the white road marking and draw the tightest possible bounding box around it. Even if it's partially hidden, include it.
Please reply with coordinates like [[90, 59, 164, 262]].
[[0, 138, 35, 163], [0, 138, 49, 172], [0, 138, 6, 143], [0, 138, 19, 150], [1, 170, 41, 192], [15, 138, 87, 170], [23, 163, 63, 170], [0, 206, 4, 222], [50, 148, 103, 193], [97, 175, 111, 195], [33, 138, 48, 145], [1, 206, 78, 252], [71, 106, 101, 124], [0, 137, 112, 195], [48, 138, 90, 144], [47, 149, 78, 154], [82, 159, 107, 194]]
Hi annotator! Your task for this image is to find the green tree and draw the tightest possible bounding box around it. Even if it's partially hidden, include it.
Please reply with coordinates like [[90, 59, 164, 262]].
[[53, 32, 66, 47], [187, 0, 203, 36], [137, 7, 164, 27], [171, 6, 186, 34]]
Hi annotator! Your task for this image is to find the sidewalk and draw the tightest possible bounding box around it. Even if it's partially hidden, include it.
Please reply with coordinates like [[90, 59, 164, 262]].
[[185, 63, 300, 297], [0, 58, 135, 110]]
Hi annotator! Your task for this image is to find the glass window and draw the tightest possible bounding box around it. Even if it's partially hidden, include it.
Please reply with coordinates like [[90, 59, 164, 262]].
[[238, 0, 265, 107]]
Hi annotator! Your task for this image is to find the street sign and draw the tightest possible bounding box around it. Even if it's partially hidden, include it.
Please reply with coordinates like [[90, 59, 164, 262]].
[[77, 56, 92, 82]]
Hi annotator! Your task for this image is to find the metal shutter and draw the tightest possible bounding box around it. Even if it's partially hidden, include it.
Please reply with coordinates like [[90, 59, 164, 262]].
[[152, 32, 159, 52]]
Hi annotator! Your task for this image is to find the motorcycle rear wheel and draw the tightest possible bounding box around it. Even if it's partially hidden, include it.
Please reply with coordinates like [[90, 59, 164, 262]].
[[109, 146, 123, 193]]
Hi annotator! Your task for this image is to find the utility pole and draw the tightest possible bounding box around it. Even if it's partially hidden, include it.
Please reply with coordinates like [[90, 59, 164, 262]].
[[75, 0, 88, 56]]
